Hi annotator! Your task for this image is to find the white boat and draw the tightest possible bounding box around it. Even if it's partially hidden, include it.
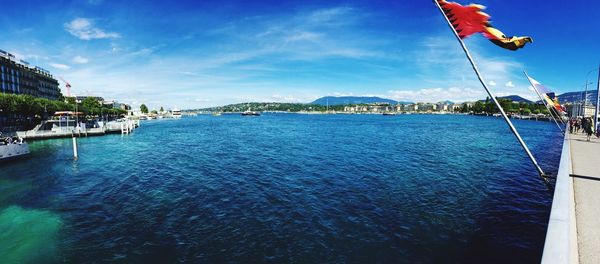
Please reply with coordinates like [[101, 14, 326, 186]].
[[0, 135, 30, 161], [171, 108, 182, 118], [241, 108, 261, 116]]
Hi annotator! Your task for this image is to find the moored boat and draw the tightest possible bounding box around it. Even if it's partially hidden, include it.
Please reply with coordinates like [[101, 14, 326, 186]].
[[241, 108, 261, 116], [171, 108, 182, 118], [0, 134, 30, 161]]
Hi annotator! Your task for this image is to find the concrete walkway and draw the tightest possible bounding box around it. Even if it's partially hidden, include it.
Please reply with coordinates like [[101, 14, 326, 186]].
[[569, 131, 600, 263]]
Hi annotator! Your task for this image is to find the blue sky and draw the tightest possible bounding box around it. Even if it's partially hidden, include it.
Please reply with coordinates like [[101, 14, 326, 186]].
[[1, 0, 599, 109]]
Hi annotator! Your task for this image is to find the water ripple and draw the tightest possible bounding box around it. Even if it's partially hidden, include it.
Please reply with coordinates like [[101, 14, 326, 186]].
[[0, 114, 560, 263]]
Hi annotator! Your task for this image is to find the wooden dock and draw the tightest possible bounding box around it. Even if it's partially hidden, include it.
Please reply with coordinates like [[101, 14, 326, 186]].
[[16, 120, 139, 140]]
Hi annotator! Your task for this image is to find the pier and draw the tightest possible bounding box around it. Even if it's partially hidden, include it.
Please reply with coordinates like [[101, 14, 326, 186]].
[[16, 120, 140, 140], [542, 132, 600, 264]]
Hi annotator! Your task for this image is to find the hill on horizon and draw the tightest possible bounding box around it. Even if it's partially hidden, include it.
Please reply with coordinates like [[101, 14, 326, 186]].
[[500, 95, 532, 103], [311, 96, 412, 106], [558, 90, 598, 105], [479, 95, 532, 103]]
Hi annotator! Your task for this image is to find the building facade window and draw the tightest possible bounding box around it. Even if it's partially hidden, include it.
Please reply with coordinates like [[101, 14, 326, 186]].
[[1, 66, 4, 93], [11, 69, 15, 93], [15, 70, 19, 93], [0, 57, 60, 100]]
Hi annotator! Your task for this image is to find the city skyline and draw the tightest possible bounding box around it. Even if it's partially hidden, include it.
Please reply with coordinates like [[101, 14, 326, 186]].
[[1, 0, 598, 109]]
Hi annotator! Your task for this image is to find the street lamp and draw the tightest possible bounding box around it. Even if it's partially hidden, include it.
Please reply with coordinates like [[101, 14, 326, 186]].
[[585, 67, 600, 128], [582, 81, 594, 116]]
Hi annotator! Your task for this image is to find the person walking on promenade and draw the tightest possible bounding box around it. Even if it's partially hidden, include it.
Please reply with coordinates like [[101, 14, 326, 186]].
[[569, 118, 575, 134], [583, 117, 594, 141]]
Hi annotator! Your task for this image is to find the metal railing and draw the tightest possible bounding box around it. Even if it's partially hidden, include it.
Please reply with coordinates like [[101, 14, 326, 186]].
[[541, 131, 578, 264]]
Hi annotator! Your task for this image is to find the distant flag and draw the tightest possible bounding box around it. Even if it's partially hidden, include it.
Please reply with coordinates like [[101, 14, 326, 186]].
[[526, 74, 567, 114], [436, 0, 532, 50]]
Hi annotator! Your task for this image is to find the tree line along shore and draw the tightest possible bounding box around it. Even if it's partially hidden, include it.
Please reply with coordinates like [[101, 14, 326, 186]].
[[194, 98, 553, 115], [0, 93, 127, 131]]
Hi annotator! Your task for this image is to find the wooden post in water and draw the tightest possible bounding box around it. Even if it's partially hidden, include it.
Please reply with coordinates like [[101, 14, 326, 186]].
[[433, 0, 546, 180], [72, 136, 78, 159]]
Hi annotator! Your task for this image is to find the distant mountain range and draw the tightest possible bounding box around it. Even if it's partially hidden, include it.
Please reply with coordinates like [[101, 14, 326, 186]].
[[312, 93, 599, 106], [311, 96, 412, 106], [196, 92, 596, 112], [498, 95, 532, 103]]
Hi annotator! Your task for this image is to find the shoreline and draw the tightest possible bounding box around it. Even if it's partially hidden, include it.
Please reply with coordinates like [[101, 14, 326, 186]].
[[190, 110, 559, 123]]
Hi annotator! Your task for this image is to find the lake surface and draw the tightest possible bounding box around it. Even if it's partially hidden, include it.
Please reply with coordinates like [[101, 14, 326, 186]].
[[0, 114, 562, 263]]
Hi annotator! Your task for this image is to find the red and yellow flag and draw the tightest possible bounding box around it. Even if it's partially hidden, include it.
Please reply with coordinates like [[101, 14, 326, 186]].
[[526, 75, 567, 114], [437, 0, 532, 51]]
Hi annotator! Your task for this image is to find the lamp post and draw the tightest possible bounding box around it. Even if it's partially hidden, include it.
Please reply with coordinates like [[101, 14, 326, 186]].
[[582, 67, 600, 119], [582, 81, 593, 117], [585, 67, 600, 129]]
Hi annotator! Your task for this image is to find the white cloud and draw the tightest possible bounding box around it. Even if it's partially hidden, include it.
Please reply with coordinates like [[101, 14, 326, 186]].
[[179, 71, 198, 76], [73, 56, 89, 64], [285, 31, 321, 42], [268, 94, 312, 103], [488, 81, 497, 86], [307, 7, 355, 25], [128, 48, 153, 56], [505, 81, 515, 88], [49, 63, 71, 70], [64, 18, 120, 40]]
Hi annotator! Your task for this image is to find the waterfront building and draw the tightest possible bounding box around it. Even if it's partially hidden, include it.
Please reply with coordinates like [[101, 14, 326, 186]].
[[403, 104, 418, 112], [0, 49, 61, 101], [462, 102, 474, 110], [436, 102, 450, 112], [73, 96, 104, 104], [417, 103, 436, 112], [565, 103, 596, 117], [449, 103, 461, 112], [103, 100, 131, 111]]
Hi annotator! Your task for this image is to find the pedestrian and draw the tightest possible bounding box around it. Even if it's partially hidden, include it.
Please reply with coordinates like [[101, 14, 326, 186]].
[[569, 118, 575, 134], [584, 117, 594, 141]]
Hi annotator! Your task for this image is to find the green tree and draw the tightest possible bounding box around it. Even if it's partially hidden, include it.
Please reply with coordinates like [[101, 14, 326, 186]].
[[66, 97, 76, 105], [82, 97, 101, 109], [160, 106, 164, 113], [472, 101, 484, 113], [140, 104, 149, 114]]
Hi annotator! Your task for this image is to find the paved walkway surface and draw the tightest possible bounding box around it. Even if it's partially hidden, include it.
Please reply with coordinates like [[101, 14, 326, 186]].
[[569, 132, 600, 264]]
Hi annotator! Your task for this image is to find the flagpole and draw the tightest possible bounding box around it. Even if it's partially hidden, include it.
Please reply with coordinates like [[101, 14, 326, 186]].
[[524, 71, 565, 133], [433, 0, 546, 179]]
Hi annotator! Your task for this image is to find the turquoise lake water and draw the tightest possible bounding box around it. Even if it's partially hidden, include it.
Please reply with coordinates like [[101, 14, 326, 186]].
[[0, 114, 562, 263]]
